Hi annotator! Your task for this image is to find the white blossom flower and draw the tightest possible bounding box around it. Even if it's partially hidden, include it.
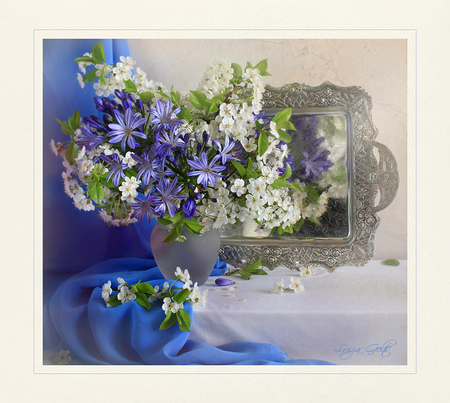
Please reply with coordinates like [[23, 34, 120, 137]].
[[117, 277, 126, 290], [117, 286, 136, 303], [188, 283, 208, 307], [174, 267, 191, 284], [101, 280, 112, 302], [301, 267, 315, 277], [162, 297, 183, 315], [272, 278, 285, 295], [52, 349, 71, 365], [289, 277, 305, 293], [119, 176, 141, 201]]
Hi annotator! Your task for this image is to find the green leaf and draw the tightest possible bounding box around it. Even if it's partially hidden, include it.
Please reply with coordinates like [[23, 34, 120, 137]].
[[136, 282, 155, 294], [113, 204, 128, 219], [272, 108, 292, 123], [182, 218, 203, 234], [271, 178, 302, 193], [68, 110, 80, 132], [139, 92, 154, 104], [236, 270, 251, 280], [65, 141, 78, 165], [157, 217, 173, 226], [87, 180, 104, 204], [91, 42, 106, 63], [176, 309, 191, 332], [159, 312, 177, 330], [163, 220, 182, 243], [73, 56, 95, 63], [258, 131, 269, 157], [124, 79, 137, 93], [83, 68, 99, 83], [279, 163, 292, 181], [243, 257, 262, 273], [55, 118, 74, 137], [177, 107, 191, 122], [134, 292, 152, 310], [276, 121, 296, 131], [254, 59, 268, 75], [100, 69, 106, 85], [276, 129, 292, 143], [106, 294, 121, 307], [173, 289, 190, 304], [245, 61, 254, 71], [246, 158, 254, 178], [381, 259, 400, 266], [231, 160, 246, 177], [307, 216, 321, 226], [293, 217, 304, 232], [231, 63, 242, 78], [252, 269, 268, 275], [190, 91, 210, 110]]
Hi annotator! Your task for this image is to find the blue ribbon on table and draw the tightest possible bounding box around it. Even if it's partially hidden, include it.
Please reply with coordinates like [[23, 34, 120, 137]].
[[42, 39, 334, 365]]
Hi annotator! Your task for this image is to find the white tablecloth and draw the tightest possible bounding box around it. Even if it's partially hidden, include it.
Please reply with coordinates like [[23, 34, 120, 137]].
[[189, 260, 407, 365]]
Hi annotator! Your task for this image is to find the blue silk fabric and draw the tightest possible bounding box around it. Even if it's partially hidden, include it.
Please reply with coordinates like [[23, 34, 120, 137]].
[[42, 39, 334, 365]]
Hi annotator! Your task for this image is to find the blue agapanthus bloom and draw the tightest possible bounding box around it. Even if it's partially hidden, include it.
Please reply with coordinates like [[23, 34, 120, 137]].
[[300, 150, 334, 180], [130, 193, 155, 224], [107, 108, 147, 151], [182, 197, 197, 220], [187, 152, 227, 188], [149, 99, 183, 135], [156, 126, 187, 160], [77, 124, 105, 150], [212, 135, 245, 164], [131, 152, 160, 186], [152, 177, 186, 218], [101, 154, 128, 186]]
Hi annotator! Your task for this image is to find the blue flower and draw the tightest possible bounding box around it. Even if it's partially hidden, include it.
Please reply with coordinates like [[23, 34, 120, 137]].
[[101, 154, 127, 186], [300, 150, 334, 180], [156, 126, 186, 159], [107, 108, 147, 151], [152, 177, 186, 218], [182, 197, 197, 220], [130, 193, 155, 224], [213, 135, 244, 164], [187, 152, 227, 188], [77, 124, 105, 150], [149, 100, 183, 134], [131, 152, 159, 186]]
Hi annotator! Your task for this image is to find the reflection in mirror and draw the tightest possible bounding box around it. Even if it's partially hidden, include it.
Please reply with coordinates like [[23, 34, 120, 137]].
[[220, 108, 352, 244]]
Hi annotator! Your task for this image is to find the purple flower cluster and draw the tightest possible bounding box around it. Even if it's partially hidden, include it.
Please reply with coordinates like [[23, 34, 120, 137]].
[[289, 115, 333, 181]]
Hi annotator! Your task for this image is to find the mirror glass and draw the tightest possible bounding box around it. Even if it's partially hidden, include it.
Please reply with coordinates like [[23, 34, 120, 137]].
[[220, 107, 352, 246]]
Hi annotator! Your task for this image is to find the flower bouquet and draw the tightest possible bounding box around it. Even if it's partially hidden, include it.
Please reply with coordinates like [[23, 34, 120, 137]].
[[51, 42, 335, 243]]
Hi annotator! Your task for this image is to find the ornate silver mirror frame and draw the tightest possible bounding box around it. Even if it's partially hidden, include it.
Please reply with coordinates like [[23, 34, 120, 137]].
[[219, 82, 399, 272]]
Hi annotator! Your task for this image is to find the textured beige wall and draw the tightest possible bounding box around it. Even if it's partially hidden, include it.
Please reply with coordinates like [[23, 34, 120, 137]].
[[128, 39, 407, 259]]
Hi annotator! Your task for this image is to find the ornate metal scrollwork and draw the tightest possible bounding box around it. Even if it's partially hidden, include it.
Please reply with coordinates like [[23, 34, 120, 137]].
[[219, 82, 399, 272]]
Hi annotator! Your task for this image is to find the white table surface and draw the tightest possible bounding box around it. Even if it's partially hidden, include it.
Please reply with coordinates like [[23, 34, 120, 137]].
[[189, 260, 407, 365]]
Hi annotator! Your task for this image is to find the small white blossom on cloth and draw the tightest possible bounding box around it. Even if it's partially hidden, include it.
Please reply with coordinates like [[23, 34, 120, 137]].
[[289, 277, 305, 293], [187, 283, 208, 307], [162, 297, 183, 315], [117, 277, 126, 290], [53, 349, 71, 365], [301, 267, 315, 277], [101, 280, 112, 302], [117, 286, 136, 303], [272, 278, 285, 295]]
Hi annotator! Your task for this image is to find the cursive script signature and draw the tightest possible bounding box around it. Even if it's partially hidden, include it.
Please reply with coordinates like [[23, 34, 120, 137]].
[[334, 339, 397, 360]]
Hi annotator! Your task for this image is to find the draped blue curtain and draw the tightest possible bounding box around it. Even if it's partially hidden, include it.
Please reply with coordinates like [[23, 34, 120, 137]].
[[43, 39, 155, 277]]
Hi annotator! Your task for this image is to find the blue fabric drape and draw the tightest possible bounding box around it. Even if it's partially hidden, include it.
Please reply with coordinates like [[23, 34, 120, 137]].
[[44, 257, 332, 365], [42, 39, 334, 365], [43, 39, 152, 274]]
